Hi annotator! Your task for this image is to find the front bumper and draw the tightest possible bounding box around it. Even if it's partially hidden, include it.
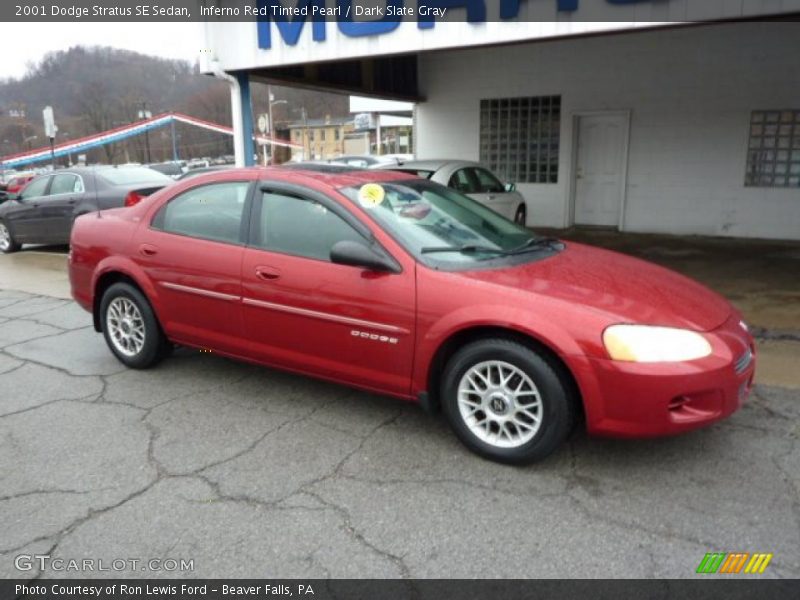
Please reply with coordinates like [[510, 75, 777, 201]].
[[574, 314, 755, 437]]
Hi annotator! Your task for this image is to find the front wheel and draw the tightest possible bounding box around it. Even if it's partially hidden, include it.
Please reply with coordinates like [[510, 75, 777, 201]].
[[441, 338, 577, 464], [0, 221, 21, 253], [100, 282, 171, 369]]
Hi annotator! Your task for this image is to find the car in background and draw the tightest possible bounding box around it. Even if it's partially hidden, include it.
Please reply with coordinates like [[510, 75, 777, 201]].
[[5, 173, 36, 195], [147, 161, 185, 179], [68, 167, 754, 465], [329, 154, 412, 169], [0, 166, 172, 253], [176, 165, 234, 181], [282, 162, 359, 174], [186, 158, 211, 171], [377, 160, 528, 225]]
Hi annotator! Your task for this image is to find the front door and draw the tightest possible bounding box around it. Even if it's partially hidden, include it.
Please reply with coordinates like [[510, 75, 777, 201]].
[[6, 175, 51, 241], [241, 184, 416, 396], [574, 113, 629, 227]]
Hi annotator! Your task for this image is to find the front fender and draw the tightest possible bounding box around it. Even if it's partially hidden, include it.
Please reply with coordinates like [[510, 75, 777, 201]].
[[412, 303, 586, 394]]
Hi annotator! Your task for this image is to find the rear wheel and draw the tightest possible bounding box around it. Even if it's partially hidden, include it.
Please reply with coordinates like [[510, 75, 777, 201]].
[[100, 282, 171, 368], [441, 338, 577, 464], [0, 221, 21, 253], [514, 204, 527, 226]]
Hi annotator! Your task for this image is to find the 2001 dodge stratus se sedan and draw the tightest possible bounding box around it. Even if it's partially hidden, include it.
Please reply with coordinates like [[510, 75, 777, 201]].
[[68, 167, 755, 464]]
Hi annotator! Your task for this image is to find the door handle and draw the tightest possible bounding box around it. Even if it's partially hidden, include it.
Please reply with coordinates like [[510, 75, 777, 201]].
[[255, 266, 281, 281], [487, 195, 496, 200], [139, 244, 158, 257]]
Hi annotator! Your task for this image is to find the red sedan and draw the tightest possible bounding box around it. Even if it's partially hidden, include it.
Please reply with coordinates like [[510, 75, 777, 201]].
[[68, 167, 755, 464], [5, 173, 36, 195]]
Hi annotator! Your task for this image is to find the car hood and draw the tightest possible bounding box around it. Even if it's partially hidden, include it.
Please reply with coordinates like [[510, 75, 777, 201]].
[[465, 241, 731, 332]]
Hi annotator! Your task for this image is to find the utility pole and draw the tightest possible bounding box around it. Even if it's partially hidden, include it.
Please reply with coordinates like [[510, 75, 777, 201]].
[[43, 106, 57, 169], [139, 102, 152, 164], [170, 119, 178, 161]]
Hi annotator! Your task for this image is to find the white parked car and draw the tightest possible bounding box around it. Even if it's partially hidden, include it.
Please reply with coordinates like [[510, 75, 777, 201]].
[[377, 159, 528, 225]]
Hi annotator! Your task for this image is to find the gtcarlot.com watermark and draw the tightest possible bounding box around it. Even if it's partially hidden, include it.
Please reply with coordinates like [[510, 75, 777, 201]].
[[15, 554, 194, 573]]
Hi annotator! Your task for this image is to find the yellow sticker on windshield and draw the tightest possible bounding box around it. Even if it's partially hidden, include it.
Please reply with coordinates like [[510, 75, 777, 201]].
[[358, 183, 385, 208]]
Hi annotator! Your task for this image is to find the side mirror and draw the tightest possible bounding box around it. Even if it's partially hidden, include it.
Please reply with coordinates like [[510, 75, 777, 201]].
[[504, 182, 516, 193], [330, 240, 398, 273]]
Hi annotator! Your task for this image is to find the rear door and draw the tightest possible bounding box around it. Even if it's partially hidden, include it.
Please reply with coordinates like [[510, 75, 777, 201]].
[[240, 182, 416, 396], [136, 179, 254, 354], [5, 175, 51, 241]]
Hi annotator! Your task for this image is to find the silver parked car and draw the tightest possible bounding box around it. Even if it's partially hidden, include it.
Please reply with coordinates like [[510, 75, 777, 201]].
[[377, 159, 528, 225]]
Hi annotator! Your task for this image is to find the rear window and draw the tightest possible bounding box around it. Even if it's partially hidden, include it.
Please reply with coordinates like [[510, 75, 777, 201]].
[[148, 163, 183, 176], [97, 167, 173, 186]]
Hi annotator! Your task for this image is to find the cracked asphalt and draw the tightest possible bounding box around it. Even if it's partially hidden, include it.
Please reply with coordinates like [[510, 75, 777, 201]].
[[1, 287, 799, 580]]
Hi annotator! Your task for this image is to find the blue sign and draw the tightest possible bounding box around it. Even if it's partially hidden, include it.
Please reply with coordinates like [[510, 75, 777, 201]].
[[257, 0, 654, 49]]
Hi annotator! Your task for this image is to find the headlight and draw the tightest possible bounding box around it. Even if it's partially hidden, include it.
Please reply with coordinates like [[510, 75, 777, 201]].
[[603, 325, 712, 363]]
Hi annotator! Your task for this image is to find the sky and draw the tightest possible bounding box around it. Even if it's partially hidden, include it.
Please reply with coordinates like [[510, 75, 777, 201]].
[[1, 22, 204, 79]]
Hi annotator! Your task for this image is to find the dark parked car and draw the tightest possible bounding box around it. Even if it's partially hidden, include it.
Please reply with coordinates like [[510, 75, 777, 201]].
[[0, 166, 172, 253]]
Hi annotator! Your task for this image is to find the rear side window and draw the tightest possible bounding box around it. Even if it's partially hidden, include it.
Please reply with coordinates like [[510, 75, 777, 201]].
[[49, 174, 83, 195], [255, 191, 365, 261], [151, 181, 249, 244], [20, 176, 49, 198]]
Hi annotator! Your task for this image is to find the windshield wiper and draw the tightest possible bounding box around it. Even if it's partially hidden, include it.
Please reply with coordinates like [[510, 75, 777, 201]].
[[421, 244, 510, 256], [508, 237, 561, 254]]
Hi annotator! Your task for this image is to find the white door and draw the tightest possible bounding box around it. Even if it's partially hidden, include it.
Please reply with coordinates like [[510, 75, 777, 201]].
[[574, 113, 629, 227]]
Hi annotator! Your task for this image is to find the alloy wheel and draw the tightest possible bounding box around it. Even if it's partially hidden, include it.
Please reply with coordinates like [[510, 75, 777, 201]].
[[106, 297, 146, 357], [457, 360, 543, 448]]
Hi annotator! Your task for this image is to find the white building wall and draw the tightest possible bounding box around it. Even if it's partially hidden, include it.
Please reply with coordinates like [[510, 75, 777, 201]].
[[416, 22, 800, 239]]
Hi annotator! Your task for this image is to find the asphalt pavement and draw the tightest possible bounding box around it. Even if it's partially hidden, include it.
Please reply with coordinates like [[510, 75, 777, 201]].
[[1, 287, 798, 579]]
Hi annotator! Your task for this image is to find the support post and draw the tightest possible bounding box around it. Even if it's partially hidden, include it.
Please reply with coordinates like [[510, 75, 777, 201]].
[[236, 72, 256, 167]]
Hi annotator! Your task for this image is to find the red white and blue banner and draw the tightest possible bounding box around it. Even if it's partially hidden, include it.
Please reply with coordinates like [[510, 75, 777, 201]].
[[0, 112, 301, 169]]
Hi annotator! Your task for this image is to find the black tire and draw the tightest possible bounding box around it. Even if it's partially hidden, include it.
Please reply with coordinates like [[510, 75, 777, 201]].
[[441, 338, 577, 465], [514, 204, 527, 226], [0, 220, 21, 254], [100, 282, 171, 369]]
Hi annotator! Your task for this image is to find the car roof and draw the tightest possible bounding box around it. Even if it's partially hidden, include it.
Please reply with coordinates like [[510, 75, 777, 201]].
[[378, 159, 479, 171], [151, 166, 418, 192], [264, 166, 416, 188]]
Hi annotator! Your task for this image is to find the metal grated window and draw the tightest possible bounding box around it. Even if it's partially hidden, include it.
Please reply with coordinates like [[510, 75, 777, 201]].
[[746, 110, 800, 188], [479, 96, 561, 184]]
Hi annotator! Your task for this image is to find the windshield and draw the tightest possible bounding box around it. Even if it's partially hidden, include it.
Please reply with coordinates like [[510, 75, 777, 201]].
[[340, 179, 542, 268], [97, 167, 173, 186]]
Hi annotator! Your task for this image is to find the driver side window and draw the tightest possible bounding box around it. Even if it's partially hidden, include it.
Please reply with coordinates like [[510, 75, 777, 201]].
[[19, 176, 49, 199], [255, 191, 365, 261], [472, 168, 505, 193], [448, 169, 478, 194]]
